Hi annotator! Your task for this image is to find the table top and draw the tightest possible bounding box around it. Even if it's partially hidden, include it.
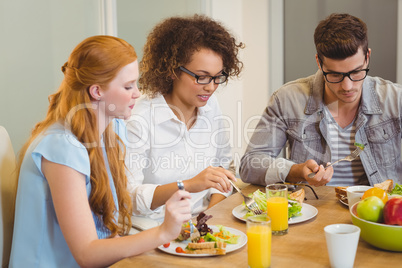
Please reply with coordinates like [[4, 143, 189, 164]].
[[111, 185, 402, 268]]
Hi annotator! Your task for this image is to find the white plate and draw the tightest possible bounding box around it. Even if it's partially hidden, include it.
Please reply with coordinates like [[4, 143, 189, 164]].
[[339, 199, 348, 206], [232, 203, 318, 224], [157, 225, 247, 257]]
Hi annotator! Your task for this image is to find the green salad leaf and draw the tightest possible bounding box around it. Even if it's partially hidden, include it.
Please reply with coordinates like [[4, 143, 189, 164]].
[[390, 183, 402, 195], [250, 189, 268, 212], [288, 201, 302, 218], [204, 225, 239, 244], [243, 189, 302, 219], [204, 232, 217, 242], [354, 142, 365, 150]]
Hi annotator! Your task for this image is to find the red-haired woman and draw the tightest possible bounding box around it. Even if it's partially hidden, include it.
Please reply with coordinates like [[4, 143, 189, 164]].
[[10, 35, 191, 267]]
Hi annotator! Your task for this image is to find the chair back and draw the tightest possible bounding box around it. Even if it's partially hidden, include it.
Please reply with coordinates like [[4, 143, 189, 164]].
[[0, 126, 17, 268]]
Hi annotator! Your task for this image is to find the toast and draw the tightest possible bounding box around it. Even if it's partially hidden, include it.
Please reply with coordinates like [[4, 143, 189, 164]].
[[187, 242, 215, 249], [335, 186, 348, 196], [185, 240, 226, 255], [288, 188, 305, 204], [335, 186, 348, 204], [374, 179, 394, 193]]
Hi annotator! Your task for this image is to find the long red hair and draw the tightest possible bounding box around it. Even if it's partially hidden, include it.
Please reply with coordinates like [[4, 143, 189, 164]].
[[16, 35, 136, 236]]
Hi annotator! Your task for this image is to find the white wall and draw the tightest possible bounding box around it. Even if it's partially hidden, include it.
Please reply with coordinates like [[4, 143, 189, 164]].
[[0, 0, 103, 153], [208, 0, 270, 170], [116, 0, 204, 61], [115, 0, 271, 171], [398, 0, 402, 83], [0, 0, 271, 164], [284, 0, 399, 83]]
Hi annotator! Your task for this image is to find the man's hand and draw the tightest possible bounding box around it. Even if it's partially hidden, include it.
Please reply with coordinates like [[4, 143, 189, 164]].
[[303, 160, 333, 186], [286, 159, 333, 186]]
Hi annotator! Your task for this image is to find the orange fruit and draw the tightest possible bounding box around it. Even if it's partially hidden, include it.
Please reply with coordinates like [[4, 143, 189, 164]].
[[362, 187, 388, 204]]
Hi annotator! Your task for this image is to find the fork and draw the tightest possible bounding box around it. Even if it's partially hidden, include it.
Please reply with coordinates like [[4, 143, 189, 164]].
[[229, 180, 263, 215], [307, 147, 363, 179], [176, 180, 195, 234]]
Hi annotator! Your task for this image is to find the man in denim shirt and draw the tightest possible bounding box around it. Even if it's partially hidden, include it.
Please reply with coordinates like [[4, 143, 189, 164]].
[[240, 13, 402, 187]]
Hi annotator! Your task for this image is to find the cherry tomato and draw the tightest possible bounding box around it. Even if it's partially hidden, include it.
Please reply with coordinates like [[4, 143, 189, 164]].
[[362, 187, 388, 204], [198, 238, 205, 243], [175, 247, 184, 253], [163, 243, 170, 248]]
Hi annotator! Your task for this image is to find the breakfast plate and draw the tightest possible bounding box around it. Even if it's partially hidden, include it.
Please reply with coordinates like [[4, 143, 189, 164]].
[[339, 199, 348, 206], [158, 225, 247, 257], [232, 203, 318, 224]]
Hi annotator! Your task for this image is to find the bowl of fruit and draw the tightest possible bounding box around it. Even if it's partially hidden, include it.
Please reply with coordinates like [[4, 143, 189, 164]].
[[349, 185, 402, 252]]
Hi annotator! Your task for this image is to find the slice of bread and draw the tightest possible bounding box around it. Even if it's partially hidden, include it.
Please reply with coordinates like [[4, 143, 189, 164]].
[[288, 188, 305, 204], [374, 179, 394, 193], [335, 186, 348, 196], [335, 193, 348, 203], [185, 248, 226, 255], [186, 240, 227, 255], [187, 242, 215, 249], [215, 240, 226, 249], [335, 186, 348, 204]]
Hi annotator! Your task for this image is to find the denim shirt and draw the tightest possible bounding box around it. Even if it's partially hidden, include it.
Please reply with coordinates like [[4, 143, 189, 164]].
[[240, 70, 402, 186]]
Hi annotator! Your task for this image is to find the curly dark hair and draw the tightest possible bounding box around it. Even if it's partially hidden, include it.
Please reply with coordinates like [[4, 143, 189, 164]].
[[139, 14, 244, 97], [314, 13, 368, 62]]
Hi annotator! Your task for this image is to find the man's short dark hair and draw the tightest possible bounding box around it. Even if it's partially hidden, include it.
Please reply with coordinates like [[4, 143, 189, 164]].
[[314, 13, 368, 61]]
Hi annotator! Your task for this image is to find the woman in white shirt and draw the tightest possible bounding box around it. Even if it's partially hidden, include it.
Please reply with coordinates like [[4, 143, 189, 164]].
[[126, 15, 244, 221]]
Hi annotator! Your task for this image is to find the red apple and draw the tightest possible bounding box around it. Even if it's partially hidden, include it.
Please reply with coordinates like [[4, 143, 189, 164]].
[[383, 197, 402, 225]]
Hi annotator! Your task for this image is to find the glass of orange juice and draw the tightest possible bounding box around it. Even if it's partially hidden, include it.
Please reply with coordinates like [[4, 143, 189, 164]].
[[266, 184, 288, 235], [247, 214, 271, 268]]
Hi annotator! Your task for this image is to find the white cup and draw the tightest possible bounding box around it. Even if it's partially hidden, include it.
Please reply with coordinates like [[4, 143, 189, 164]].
[[324, 224, 360, 268], [346, 186, 372, 208]]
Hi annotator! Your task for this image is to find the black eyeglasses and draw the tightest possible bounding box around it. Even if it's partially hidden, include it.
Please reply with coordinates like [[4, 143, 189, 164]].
[[319, 58, 370, 83], [179, 66, 228, 85]]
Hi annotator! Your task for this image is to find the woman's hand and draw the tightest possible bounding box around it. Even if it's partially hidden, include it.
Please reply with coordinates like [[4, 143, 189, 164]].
[[159, 190, 192, 242], [185, 166, 236, 193]]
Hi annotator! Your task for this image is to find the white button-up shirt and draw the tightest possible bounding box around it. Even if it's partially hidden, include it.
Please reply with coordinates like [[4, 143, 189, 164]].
[[125, 94, 232, 221]]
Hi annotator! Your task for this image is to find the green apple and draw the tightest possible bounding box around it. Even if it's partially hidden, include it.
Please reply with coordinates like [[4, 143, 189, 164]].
[[356, 196, 385, 223]]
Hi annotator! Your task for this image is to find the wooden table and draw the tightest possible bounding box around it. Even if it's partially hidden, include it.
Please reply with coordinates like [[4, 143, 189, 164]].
[[112, 185, 402, 268]]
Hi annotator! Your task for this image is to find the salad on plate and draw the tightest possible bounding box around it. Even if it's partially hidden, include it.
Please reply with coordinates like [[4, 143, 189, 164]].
[[165, 212, 242, 255], [243, 189, 303, 219]]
